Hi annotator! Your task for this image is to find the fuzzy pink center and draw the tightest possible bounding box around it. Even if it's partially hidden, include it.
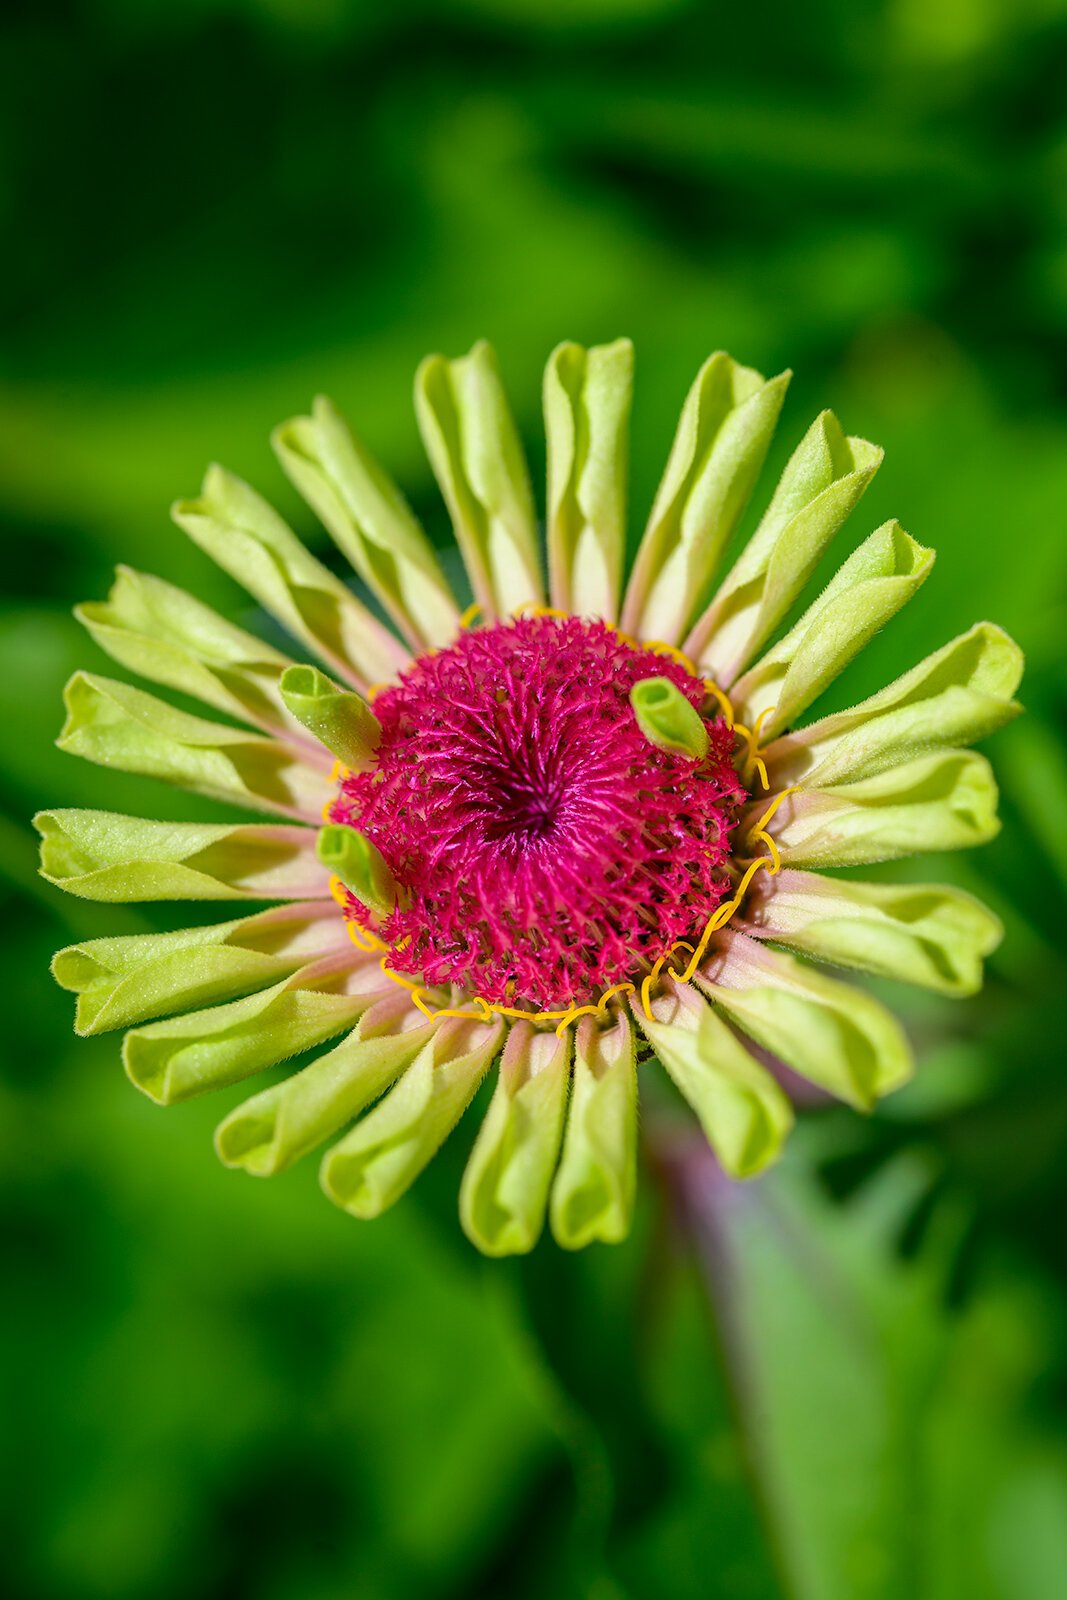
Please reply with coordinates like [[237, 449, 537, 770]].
[[328, 615, 745, 1009]]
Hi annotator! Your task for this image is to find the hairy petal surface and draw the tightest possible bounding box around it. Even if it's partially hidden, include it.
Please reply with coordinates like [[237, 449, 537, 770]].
[[635, 979, 793, 1178], [320, 1016, 504, 1219], [215, 991, 438, 1176], [686, 410, 881, 683], [415, 341, 542, 617], [757, 748, 1001, 868], [273, 396, 458, 651], [621, 353, 789, 645], [544, 338, 633, 622], [75, 566, 304, 740], [123, 954, 387, 1105], [743, 869, 1002, 996], [173, 465, 408, 691], [698, 930, 913, 1110], [35, 810, 327, 901], [52, 902, 348, 1035], [460, 1022, 570, 1257], [731, 522, 934, 737], [58, 673, 329, 819], [763, 622, 1024, 788], [550, 1011, 637, 1249]]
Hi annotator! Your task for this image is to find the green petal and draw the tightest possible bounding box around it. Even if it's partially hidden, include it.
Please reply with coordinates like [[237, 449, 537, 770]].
[[459, 1022, 570, 1256], [731, 522, 935, 738], [543, 338, 633, 621], [698, 930, 913, 1110], [75, 566, 302, 738], [415, 341, 542, 618], [215, 992, 437, 1176], [636, 979, 793, 1178], [35, 809, 326, 901], [279, 664, 381, 770], [631, 675, 709, 760], [764, 622, 1024, 788], [123, 955, 384, 1105], [319, 1016, 504, 1219], [760, 748, 1001, 868], [549, 1011, 637, 1249], [52, 901, 347, 1035], [620, 353, 790, 645], [686, 411, 882, 683], [58, 672, 327, 818], [172, 465, 408, 691], [273, 396, 458, 651], [744, 868, 1002, 997]]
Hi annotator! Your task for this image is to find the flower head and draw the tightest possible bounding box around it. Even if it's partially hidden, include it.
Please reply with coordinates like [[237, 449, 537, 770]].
[[37, 339, 1022, 1254]]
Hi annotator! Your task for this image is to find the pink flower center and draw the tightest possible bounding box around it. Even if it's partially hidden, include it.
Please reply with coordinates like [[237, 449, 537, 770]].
[[328, 615, 746, 1009]]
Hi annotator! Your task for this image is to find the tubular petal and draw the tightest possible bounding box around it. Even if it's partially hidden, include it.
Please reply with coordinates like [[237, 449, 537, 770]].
[[316, 824, 400, 917], [742, 868, 1003, 996], [686, 411, 881, 683], [634, 978, 793, 1178], [173, 464, 409, 691], [415, 341, 542, 618], [544, 338, 633, 621], [52, 902, 347, 1035], [631, 675, 710, 760], [35, 810, 327, 901], [621, 353, 790, 645], [550, 1010, 637, 1249], [320, 1015, 504, 1219], [279, 664, 381, 770], [459, 1022, 571, 1256], [273, 396, 458, 650]]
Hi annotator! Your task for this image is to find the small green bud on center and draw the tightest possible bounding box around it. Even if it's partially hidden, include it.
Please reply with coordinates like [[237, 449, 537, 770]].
[[316, 824, 401, 917], [630, 676, 709, 761], [280, 664, 381, 770]]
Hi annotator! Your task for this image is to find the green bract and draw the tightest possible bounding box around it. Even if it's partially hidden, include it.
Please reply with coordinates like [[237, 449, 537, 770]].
[[37, 339, 1021, 1254], [631, 676, 710, 760], [279, 664, 381, 771], [316, 824, 400, 916]]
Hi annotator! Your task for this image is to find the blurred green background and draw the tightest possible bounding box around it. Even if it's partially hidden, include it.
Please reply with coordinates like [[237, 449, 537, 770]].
[[4, 1, 1067, 1596]]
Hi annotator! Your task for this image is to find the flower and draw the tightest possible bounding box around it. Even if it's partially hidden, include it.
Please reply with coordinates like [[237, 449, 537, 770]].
[[36, 340, 1022, 1255]]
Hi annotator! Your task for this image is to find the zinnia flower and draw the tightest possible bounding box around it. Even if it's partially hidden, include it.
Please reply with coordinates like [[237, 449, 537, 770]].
[[36, 340, 1022, 1254]]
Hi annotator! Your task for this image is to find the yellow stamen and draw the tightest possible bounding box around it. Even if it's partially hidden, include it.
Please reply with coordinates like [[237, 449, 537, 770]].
[[644, 639, 698, 674], [703, 679, 735, 727], [412, 991, 493, 1023], [459, 602, 483, 630], [518, 604, 570, 621]]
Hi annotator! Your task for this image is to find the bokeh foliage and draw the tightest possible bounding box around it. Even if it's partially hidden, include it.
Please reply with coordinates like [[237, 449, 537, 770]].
[[3, 1, 1067, 1595]]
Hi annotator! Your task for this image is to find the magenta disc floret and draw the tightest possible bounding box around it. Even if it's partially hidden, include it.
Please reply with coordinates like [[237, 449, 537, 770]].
[[328, 615, 746, 1009]]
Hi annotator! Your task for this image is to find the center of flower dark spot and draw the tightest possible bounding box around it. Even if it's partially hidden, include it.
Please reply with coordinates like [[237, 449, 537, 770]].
[[328, 614, 746, 1010], [479, 750, 568, 847]]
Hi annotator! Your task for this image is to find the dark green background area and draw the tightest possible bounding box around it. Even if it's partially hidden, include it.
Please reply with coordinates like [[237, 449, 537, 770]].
[[3, 2, 1067, 1596]]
